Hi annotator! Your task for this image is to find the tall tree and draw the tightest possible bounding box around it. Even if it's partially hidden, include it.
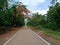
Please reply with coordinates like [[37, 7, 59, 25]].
[[51, 0, 57, 6], [47, 2, 60, 30]]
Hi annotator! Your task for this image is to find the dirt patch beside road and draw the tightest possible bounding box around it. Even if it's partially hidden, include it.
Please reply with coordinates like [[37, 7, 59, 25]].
[[0, 27, 21, 45]]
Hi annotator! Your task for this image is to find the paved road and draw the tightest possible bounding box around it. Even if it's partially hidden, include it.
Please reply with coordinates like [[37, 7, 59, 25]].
[[4, 27, 50, 45]]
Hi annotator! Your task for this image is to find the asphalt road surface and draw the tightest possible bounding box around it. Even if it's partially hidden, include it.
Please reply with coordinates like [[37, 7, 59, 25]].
[[4, 27, 50, 45]]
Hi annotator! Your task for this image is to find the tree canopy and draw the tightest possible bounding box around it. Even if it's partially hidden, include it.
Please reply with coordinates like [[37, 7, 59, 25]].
[[0, 0, 29, 33], [28, 0, 60, 31]]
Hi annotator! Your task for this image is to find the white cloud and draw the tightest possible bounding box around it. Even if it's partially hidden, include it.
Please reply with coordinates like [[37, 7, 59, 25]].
[[15, 0, 49, 15], [17, 0, 45, 6], [57, 0, 60, 2], [32, 9, 49, 15]]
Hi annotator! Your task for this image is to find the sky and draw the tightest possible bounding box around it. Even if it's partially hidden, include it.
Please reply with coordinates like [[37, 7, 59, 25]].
[[15, 0, 51, 15]]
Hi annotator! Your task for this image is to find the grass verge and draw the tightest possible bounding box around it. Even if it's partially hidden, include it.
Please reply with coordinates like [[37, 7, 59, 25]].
[[38, 28, 60, 40], [30, 26, 60, 45]]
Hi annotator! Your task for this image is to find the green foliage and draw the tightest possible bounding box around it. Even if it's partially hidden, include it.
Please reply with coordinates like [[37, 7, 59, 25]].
[[0, 0, 25, 34], [14, 14, 24, 26], [28, 1, 60, 31], [28, 13, 46, 28], [47, 2, 60, 30], [51, 0, 57, 6]]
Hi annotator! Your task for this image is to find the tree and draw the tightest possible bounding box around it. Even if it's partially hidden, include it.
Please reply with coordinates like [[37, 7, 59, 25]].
[[27, 12, 46, 28], [47, 2, 60, 30], [0, 1, 26, 33], [51, 0, 57, 5]]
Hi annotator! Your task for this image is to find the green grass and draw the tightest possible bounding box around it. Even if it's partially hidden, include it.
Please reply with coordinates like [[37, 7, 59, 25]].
[[38, 28, 60, 40]]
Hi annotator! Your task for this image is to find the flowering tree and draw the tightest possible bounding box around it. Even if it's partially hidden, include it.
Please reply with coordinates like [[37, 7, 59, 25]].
[[17, 3, 30, 18]]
